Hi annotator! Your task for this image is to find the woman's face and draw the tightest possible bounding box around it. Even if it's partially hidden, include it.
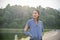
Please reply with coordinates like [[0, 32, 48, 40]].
[[33, 10, 39, 19]]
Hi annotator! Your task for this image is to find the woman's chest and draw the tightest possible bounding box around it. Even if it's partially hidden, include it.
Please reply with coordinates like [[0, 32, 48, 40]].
[[30, 21, 42, 29]]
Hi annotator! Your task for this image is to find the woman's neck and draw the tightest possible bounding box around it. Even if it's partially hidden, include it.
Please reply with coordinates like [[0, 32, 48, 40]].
[[34, 18, 38, 25], [34, 18, 38, 21]]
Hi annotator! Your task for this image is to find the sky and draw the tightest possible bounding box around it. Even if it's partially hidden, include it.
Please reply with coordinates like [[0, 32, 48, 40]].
[[0, 0, 60, 9]]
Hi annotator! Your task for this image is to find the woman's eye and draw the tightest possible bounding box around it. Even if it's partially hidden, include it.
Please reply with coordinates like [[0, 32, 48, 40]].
[[35, 13, 37, 14]]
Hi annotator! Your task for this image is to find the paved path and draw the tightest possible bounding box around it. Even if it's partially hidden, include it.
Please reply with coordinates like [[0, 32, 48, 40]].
[[43, 30, 60, 40]]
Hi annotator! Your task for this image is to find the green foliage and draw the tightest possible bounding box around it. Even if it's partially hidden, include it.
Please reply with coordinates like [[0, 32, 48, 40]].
[[0, 4, 60, 29]]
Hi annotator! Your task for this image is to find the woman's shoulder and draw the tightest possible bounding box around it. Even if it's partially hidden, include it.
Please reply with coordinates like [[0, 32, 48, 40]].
[[28, 19, 33, 22], [39, 20, 43, 23]]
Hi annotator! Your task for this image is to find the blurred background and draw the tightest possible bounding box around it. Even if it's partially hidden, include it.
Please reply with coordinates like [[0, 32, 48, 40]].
[[0, 0, 60, 40]]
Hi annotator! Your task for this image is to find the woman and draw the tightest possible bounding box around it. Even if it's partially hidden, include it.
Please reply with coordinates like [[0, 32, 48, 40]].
[[24, 9, 44, 40]]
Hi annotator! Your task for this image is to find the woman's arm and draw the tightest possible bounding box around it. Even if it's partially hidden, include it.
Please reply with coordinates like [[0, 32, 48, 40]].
[[24, 25, 32, 36], [24, 25, 29, 32]]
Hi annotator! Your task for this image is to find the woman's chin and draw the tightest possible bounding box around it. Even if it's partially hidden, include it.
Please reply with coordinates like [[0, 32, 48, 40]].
[[33, 17, 37, 19]]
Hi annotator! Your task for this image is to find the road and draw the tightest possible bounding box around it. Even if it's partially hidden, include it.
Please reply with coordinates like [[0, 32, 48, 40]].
[[43, 30, 60, 40]]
